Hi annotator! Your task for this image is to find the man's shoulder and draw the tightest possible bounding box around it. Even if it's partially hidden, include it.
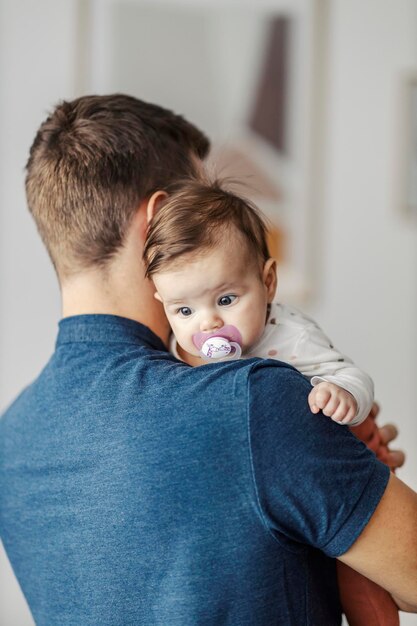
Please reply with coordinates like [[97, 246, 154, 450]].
[[174, 358, 310, 425], [184, 356, 306, 394], [1, 383, 33, 426], [244, 357, 311, 394]]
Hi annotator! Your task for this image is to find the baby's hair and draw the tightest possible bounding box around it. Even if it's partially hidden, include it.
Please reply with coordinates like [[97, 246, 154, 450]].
[[143, 178, 271, 278]]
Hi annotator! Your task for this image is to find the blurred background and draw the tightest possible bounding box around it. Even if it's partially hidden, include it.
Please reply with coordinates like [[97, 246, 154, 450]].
[[1, 0, 417, 624]]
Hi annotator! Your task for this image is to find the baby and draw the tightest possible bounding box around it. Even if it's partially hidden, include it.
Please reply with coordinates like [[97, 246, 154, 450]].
[[143, 178, 400, 625], [143, 179, 374, 426]]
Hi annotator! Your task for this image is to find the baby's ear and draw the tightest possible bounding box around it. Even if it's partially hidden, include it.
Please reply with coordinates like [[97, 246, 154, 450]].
[[154, 291, 163, 303], [263, 258, 278, 303]]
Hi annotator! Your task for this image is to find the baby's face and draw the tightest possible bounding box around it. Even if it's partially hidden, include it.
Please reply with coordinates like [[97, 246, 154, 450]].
[[152, 237, 276, 360]]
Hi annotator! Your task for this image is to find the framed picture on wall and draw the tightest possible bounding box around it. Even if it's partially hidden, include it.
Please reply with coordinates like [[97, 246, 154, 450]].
[[80, 0, 328, 304], [399, 73, 417, 219]]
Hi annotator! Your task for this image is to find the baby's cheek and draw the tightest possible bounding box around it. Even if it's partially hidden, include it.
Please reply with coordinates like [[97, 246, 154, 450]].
[[167, 319, 184, 343], [174, 326, 198, 354], [247, 314, 268, 345]]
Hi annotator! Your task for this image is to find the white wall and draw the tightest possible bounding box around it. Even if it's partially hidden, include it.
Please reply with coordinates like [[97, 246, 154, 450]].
[[0, 1, 79, 624], [1, 1, 416, 624], [308, 0, 417, 499], [307, 4, 417, 619]]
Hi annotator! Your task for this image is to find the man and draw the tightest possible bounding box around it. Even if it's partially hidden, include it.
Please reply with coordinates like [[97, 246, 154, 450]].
[[1, 94, 416, 625]]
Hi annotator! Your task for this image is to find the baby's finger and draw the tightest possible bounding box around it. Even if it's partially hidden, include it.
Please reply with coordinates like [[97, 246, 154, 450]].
[[308, 397, 320, 414], [308, 391, 319, 414], [312, 388, 332, 410], [330, 401, 349, 423], [339, 405, 357, 425], [322, 396, 340, 417]]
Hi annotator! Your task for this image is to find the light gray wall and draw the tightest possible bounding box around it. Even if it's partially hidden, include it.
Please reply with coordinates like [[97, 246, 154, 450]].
[[308, 0, 417, 500], [0, 0, 77, 408], [308, 5, 417, 620], [0, 1, 78, 624]]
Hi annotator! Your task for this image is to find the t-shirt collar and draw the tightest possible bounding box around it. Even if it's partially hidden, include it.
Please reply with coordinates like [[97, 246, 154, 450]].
[[56, 314, 167, 351]]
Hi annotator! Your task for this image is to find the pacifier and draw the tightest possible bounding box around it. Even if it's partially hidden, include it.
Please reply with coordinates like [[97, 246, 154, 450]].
[[200, 336, 242, 360], [193, 325, 243, 361]]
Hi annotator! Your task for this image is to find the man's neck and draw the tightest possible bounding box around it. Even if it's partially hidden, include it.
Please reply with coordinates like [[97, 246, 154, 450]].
[[61, 263, 171, 348]]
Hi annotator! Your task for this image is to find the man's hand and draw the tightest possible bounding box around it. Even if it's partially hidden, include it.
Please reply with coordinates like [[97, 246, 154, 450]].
[[308, 381, 358, 424], [351, 402, 405, 471]]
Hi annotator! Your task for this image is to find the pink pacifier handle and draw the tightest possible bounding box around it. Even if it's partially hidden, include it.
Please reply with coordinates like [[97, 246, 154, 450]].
[[193, 325, 242, 350]]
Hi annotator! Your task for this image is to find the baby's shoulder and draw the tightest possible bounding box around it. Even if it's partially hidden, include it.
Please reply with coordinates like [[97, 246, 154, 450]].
[[269, 301, 319, 329]]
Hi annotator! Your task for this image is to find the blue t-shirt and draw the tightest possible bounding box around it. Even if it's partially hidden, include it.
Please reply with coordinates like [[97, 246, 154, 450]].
[[0, 315, 390, 625]]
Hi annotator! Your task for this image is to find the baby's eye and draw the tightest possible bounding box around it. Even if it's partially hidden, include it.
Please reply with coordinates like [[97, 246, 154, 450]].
[[177, 306, 193, 317], [218, 295, 237, 307]]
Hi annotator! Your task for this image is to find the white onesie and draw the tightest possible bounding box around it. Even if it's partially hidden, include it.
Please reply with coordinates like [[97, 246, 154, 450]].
[[171, 301, 374, 426]]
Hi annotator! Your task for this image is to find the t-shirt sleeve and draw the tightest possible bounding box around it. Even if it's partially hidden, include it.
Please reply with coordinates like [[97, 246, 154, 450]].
[[247, 361, 390, 558]]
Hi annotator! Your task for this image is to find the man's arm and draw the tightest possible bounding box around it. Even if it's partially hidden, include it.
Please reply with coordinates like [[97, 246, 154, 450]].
[[248, 362, 415, 608], [338, 473, 417, 611]]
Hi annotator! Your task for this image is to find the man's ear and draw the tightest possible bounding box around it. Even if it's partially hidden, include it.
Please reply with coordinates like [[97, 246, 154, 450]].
[[146, 190, 168, 225], [134, 190, 168, 241], [262, 258, 278, 303]]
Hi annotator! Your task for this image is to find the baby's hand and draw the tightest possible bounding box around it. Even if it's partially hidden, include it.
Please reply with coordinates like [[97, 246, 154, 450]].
[[308, 382, 358, 424]]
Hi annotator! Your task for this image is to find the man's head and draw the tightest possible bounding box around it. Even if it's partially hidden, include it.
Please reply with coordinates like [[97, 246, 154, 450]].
[[143, 179, 277, 360], [25, 94, 210, 279]]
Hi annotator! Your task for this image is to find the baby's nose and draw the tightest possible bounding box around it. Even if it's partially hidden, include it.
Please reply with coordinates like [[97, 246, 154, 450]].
[[200, 315, 223, 333]]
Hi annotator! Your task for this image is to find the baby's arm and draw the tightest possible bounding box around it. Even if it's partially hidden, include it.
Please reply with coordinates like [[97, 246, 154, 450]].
[[308, 359, 373, 426], [280, 306, 374, 426]]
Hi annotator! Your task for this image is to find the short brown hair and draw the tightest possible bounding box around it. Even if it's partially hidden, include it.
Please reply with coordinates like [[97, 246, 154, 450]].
[[143, 179, 270, 278], [25, 94, 210, 277]]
